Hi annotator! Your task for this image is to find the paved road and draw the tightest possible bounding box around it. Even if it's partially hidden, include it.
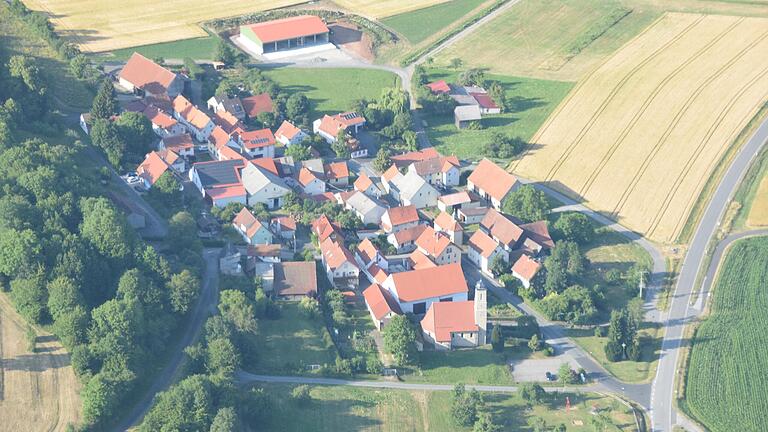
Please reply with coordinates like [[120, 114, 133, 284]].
[[113, 248, 220, 431], [236, 371, 599, 394], [651, 117, 768, 432]]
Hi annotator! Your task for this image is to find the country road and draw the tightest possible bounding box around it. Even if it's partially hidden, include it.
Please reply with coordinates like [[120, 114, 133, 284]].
[[113, 248, 220, 431], [651, 117, 768, 432]]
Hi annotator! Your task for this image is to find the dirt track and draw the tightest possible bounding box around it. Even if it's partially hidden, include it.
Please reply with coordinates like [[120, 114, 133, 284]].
[[0, 295, 80, 432]]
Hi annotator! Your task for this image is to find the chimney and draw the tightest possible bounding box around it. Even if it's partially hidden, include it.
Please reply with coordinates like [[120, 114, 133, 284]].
[[474, 280, 488, 345]]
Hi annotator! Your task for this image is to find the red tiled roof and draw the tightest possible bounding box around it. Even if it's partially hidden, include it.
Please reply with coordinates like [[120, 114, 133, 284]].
[[470, 92, 499, 110], [324, 161, 349, 180], [250, 158, 280, 176], [421, 301, 478, 342], [207, 184, 246, 200], [162, 133, 194, 151], [468, 230, 500, 259], [245, 15, 329, 44], [434, 211, 462, 233], [275, 261, 318, 297], [391, 148, 440, 168], [275, 120, 302, 140], [356, 238, 381, 265], [415, 226, 453, 257], [425, 80, 451, 95], [512, 254, 541, 281], [368, 263, 389, 284], [247, 244, 281, 257], [363, 283, 402, 320], [521, 221, 555, 250], [385, 205, 419, 228], [272, 215, 297, 232], [481, 209, 524, 246], [382, 165, 401, 182], [232, 207, 265, 238], [312, 214, 342, 242], [136, 151, 171, 185], [213, 110, 243, 134], [468, 159, 518, 202], [389, 263, 467, 303], [239, 128, 276, 149], [391, 224, 427, 245], [120, 53, 177, 95], [173, 95, 211, 130], [318, 112, 365, 137], [143, 105, 177, 128], [218, 144, 248, 162], [241, 93, 274, 118], [439, 191, 472, 207], [408, 249, 437, 270], [354, 171, 375, 192], [411, 156, 459, 176], [210, 126, 234, 149], [320, 237, 358, 271], [299, 167, 321, 187]]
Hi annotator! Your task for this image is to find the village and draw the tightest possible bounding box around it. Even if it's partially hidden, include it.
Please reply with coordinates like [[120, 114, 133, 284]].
[[82, 14, 558, 366]]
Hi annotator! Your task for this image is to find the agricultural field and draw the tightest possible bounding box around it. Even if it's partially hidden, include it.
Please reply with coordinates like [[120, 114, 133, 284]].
[[380, 0, 486, 44], [243, 302, 336, 373], [332, 0, 451, 18], [21, 0, 304, 52], [510, 13, 768, 244], [0, 295, 81, 431], [255, 383, 637, 431], [747, 176, 768, 226], [261, 67, 400, 119], [422, 69, 573, 160], [684, 236, 768, 431], [105, 33, 220, 62]]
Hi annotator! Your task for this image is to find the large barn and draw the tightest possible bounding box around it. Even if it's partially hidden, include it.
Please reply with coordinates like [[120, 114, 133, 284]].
[[240, 15, 330, 55]]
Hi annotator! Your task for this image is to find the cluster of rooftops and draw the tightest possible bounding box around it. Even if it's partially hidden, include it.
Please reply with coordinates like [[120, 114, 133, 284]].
[[105, 43, 552, 350]]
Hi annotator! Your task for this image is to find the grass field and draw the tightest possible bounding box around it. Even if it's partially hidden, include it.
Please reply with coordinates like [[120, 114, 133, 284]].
[[380, 0, 486, 44], [22, 0, 304, 52], [0, 294, 81, 431], [0, 2, 93, 111], [404, 345, 514, 384], [256, 383, 637, 431], [422, 69, 573, 160], [244, 302, 336, 373], [261, 67, 400, 119], [333, 0, 451, 18], [684, 236, 768, 431], [747, 176, 768, 226], [510, 13, 768, 244], [105, 33, 220, 61]]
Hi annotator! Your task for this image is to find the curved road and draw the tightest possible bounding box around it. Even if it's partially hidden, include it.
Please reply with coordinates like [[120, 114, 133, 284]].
[[651, 118, 768, 431]]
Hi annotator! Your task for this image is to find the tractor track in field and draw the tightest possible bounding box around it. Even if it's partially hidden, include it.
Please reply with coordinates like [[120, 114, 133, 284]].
[[509, 13, 672, 171], [652, 68, 768, 238], [611, 27, 768, 220], [578, 18, 745, 197], [540, 15, 705, 182]]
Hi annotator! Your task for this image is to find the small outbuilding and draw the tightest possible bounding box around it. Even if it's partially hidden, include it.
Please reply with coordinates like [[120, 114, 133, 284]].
[[454, 105, 482, 129]]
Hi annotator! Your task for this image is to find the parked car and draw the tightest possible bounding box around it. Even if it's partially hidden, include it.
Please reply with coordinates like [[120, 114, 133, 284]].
[[545, 371, 556, 382]]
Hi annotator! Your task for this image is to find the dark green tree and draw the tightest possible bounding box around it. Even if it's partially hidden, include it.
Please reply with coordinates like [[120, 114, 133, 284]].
[[519, 382, 546, 406], [91, 79, 117, 120], [167, 270, 200, 314], [206, 337, 241, 377], [382, 314, 417, 365], [501, 185, 551, 223], [210, 406, 240, 432], [553, 212, 594, 244], [490, 324, 504, 352], [218, 289, 257, 334], [215, 38, 236, 65]]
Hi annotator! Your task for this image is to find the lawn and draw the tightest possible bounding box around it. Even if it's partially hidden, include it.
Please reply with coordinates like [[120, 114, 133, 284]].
[[261, 68, 400, 119], [422, 69, 572, 160], [244, 301, 337, 373], [103, 33, 220, 62], [0, 2, 93, 112], [565, 323, 662, 383], [381, 0, 486, 44], [401, 345, 518, 385], [252, 383, 638, 431], [684, 236, 768, 431]]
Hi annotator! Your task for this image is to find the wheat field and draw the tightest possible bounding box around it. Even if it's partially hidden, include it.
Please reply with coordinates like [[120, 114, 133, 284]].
[[511, 13, 768, 243], [0, 295, 81, 431]]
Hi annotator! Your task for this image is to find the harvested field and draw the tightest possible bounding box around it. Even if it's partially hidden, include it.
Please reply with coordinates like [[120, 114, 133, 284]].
[[0, 295, 80, 431], [511, 13, 768, 243], [332, 0, 450, 18], [22, 0, 304, 52]]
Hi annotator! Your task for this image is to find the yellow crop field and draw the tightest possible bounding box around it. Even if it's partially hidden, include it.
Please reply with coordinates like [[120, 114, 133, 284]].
[[0, 295, 80, 431], [332, 0, 450, 18], [747, 176, 768, 226], [511, 13, 768, 243], [22, 0, 304, 52]]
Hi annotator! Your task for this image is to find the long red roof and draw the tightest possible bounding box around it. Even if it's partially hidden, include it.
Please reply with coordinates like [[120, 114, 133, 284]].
[[246, 15, 329, 44]]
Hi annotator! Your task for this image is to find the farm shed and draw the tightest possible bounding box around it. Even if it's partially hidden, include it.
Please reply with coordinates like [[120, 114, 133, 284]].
[[240, 15, 330, 55]]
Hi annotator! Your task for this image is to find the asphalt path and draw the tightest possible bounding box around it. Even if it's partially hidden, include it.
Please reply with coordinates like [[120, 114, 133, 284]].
[[650, 117, 768, 432], [113, 248, 220, 431]]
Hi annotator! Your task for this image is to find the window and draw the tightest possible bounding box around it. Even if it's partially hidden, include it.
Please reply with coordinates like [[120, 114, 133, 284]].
[[440, 297, 453, 302]]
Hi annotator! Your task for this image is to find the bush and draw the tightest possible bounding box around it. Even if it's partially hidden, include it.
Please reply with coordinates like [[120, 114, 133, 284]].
[[527, 334, 541, 352], [558, 363, 576, 384], [519, 382, 546, 405], [605, 268, 622, 284], [298, 296, 320, 319], [594, 326, 607, 337], [543, 346, 555, 357], [290, 385, 312, 406], [604, 341, 624, 362]]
